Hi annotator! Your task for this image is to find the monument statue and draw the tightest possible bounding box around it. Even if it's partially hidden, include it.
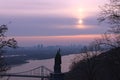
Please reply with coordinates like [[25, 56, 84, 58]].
[[50, 48, 64, 80], [54, 48, 61, 73]]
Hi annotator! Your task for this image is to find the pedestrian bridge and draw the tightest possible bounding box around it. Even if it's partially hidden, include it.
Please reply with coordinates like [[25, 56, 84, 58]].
[[0, 66, 53, 80]]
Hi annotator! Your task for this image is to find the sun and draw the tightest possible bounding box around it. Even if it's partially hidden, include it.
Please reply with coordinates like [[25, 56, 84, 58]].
[[76, 19, 85, 29], [78, 19, 83, 24]]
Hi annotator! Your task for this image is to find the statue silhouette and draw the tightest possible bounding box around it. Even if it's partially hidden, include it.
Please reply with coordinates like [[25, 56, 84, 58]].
[[54, 48, 61, 73], [50, 48, 64, 80]]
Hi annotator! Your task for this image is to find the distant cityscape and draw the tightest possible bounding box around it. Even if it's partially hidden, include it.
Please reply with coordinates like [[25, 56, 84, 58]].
[[3, 44, 84, 66]]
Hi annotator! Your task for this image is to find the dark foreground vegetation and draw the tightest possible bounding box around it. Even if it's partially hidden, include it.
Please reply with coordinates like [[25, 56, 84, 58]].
[[0, 24, 17, 73], [65, 47, 120, 80]]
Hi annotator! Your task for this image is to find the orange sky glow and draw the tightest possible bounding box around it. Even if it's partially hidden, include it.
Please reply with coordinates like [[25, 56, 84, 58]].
[[9, 34, 101, 46]]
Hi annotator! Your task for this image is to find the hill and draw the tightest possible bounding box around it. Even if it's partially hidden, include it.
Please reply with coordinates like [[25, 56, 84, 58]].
[[65, 47, 120, 80]]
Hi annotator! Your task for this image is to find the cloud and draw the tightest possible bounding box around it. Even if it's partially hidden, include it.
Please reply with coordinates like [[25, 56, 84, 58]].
[[0, 0, 70, 16], [0, 0, 67, 9], [0, 15, 108, 36], [82, 15, 98, 26]]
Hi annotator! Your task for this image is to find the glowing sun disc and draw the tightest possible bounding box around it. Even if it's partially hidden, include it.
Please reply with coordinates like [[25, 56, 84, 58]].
[[78, 19, 83, 24]]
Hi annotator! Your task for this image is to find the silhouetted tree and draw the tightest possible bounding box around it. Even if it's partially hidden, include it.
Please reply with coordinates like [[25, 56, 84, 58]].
[[0, 24, 17, 73], [98, 0, 120, 48]]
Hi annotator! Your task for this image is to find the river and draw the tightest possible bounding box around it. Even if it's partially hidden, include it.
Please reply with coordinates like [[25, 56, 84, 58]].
[[1, 54, 79, 80]]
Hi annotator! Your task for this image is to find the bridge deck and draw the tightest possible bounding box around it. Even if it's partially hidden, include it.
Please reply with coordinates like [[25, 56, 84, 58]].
[[0, 74, 50, 78]]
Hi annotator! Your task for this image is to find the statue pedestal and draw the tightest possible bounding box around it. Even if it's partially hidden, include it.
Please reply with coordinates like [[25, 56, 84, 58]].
[[50, 73, 64, 80]]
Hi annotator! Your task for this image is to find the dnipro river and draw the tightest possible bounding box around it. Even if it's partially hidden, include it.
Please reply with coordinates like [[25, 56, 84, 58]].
[[1, 54, 80, 80]]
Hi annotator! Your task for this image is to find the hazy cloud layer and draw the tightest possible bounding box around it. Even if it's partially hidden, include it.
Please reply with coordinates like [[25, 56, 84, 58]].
[[0, 15, 108, 36]]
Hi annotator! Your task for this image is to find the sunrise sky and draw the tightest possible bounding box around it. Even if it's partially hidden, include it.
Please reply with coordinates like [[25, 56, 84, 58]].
[[0, 0, 108, 46]]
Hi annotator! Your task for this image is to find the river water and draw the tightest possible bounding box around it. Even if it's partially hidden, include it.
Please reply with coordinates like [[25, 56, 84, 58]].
[[1, 54, 79, 80]]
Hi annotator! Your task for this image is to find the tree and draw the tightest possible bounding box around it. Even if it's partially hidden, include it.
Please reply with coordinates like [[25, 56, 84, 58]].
[[98, 0, 120, 48], [0, 24, 17, 73], [99, 0, 120, 31]]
